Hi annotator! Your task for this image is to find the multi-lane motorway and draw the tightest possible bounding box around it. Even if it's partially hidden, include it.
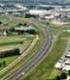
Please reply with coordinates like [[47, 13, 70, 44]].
[[1, 21, 53, 80]]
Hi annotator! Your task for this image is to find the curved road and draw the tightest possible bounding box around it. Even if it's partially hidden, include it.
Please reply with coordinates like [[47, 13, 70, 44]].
[[2, 21, 53, 80]]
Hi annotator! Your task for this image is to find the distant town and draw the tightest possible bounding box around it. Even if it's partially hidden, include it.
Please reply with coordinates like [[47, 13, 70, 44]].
[[0, 3, 69, 25]]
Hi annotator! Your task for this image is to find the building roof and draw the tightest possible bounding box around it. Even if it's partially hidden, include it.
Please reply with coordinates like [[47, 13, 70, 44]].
[[63, 65, 70, 71], [15, 25, 35, 31]]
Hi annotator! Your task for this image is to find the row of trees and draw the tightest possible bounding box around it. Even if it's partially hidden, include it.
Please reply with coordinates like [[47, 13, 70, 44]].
[[25, 13, 37, 18]]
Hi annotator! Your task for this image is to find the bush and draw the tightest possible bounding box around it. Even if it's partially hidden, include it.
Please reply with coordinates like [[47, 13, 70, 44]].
[[68, 70, 70, 75], [60, 72, 67, 79], [0, 63, 2, 67], [0, 21, 2, 25], [55, 76, 60, 80], [0, 48, 20, 58], [25, 13, 36, 18], [3, 61, 6, 67], [26, 29, 37, 34]]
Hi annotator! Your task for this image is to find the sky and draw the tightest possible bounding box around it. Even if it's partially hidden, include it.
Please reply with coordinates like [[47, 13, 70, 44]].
[[0, 0, 70, 4]]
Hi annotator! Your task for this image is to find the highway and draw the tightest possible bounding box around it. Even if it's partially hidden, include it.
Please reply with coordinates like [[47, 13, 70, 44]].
[[1, 21, 53, 80]]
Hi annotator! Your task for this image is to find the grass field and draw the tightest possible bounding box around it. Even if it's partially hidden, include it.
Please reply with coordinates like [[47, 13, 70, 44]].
[[0, 56, 18, 71], [0, 35, 25, 51]]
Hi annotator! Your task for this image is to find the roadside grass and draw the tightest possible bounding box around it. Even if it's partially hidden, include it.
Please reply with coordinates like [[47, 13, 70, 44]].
[[0, 36, 24, 44], [3, 35, 32, 51], [24, 33, 67, 80], [0, 35, 33, 49], [61, 32, 70, 37], [0, 56, 18, 71], [0, 36, 25, 50], [48, 69, 61, 79]]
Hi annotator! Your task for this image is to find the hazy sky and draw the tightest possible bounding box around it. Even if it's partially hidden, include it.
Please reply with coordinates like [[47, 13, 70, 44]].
[[0, 0, 70, 4]]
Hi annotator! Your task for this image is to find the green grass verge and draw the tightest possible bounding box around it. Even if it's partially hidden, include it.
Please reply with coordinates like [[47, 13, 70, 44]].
[[0, 56, 18, 71]]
